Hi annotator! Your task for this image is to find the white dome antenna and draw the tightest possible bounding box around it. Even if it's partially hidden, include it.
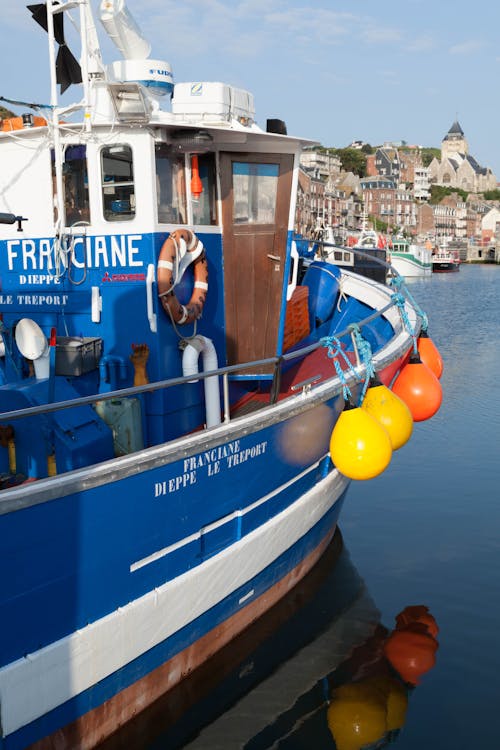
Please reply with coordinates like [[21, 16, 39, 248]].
[[99, 0, 151, 60]]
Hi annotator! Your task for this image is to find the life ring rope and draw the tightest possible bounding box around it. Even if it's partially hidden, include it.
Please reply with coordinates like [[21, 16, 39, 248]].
[[157, 229, 208, 325]]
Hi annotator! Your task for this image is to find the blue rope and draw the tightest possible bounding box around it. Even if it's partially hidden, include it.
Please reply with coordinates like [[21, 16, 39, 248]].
[[389, 275, 429, 332], [320, 335, 361, 401], [348, 324, 375, 404], [390, 290, 418, 354]]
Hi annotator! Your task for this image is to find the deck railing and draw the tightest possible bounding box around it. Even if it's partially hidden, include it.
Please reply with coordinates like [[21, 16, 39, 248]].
[[0, 298, 397, 426]]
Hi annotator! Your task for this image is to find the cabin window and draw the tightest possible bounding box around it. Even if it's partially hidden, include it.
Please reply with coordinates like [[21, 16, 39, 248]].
[[191, 153, 217, 226], [155, 144, 187, 224], [52, 145, 90, 225], [101, 144, 135, 221], [232, 162, 278, 224]]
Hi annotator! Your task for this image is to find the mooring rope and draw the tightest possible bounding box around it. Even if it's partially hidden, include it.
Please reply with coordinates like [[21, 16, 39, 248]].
[[320, 334, 362, 401], [348, 323, 375, 404]]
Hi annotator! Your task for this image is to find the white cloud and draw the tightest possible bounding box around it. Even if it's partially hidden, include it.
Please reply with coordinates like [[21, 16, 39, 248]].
[[407, 35, 436, 53], [449, 39, 486, 56]]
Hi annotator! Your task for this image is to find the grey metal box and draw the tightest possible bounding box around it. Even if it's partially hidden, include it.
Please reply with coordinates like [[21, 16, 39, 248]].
[[55, 337, 102, 377]]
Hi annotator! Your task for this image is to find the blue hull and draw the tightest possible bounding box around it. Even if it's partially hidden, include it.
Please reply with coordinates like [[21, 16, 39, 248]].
[[6, 487, 346, 750]]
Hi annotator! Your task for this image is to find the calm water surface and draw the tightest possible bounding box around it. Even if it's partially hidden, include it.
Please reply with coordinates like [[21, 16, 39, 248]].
[[340, 263, 500, 749], [113, 265, 499, 749]]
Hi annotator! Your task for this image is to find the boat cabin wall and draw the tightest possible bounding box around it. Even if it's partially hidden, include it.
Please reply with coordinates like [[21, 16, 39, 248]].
[[0, 126, 300, 449], [0, 135, 54, 233]]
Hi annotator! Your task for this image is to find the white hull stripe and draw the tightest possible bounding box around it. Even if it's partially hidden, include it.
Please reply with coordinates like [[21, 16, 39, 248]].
[[0, 469, 348, 736], [131, 460, 321, 572]]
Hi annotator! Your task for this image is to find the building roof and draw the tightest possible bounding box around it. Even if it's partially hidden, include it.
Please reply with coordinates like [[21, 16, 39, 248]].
[[444, 120, 465, 139], [465, 154, 488, 176]]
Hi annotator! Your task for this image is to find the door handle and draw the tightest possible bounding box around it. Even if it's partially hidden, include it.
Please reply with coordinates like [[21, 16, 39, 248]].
[[267, 253, 281, 262]]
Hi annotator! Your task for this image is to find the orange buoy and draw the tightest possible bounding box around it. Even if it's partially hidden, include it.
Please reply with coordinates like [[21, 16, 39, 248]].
[[395, 605, 439, 639], [392, 353, 442, 422], [361, 377, 413, 451], [329, 401, 392, 481], [384, 628, 438, 685], [417, 331, 443, 379]]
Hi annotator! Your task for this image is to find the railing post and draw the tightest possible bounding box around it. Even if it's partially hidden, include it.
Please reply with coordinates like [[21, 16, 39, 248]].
[[269, 356, 283, 404]]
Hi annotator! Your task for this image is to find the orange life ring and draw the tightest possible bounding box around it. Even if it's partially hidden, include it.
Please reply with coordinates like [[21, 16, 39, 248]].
[[157, 229, 208, 325]]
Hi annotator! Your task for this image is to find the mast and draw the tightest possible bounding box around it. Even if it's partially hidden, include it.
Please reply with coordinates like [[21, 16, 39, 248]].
[[46, 0, 66, 232], [44, 0, 105, 236]]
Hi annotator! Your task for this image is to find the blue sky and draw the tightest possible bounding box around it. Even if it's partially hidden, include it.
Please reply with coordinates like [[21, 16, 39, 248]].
[[2, 0, 499, 179]]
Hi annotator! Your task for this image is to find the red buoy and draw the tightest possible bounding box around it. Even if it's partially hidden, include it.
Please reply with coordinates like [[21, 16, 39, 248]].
[[417, 331, 443, 379], [395, 605, 439, 639], [392, 353, 442, 422], [383, 628, 438, 685]]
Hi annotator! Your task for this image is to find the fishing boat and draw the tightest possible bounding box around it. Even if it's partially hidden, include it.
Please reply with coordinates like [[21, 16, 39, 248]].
[[103, 532, 437, 750], [97, 531, 380, 748], [432, 241, 460, 272], [390, 237, 432, 278], [310, 225, 388, 284], [0, 2, 436, 748]]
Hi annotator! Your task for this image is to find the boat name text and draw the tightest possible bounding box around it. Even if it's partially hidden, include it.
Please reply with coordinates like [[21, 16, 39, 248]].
[[154, 440, 268, 496], [6, 234, 145, 272], [0, 293, 70, 307]]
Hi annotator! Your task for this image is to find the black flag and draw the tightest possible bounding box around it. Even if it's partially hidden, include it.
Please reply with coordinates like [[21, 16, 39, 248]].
[[27, 3, 82, 94]]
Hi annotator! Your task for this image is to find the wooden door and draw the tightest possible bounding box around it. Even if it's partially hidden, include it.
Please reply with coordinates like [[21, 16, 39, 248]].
[[220, 152, 293, 370]]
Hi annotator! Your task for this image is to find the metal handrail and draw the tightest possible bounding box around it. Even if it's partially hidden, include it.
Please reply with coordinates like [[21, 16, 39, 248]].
[[0, 285, 401, 424]]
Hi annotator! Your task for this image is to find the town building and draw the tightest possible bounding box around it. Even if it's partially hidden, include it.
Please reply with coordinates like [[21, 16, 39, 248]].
[[428, 121, 497, 193], [359, 177, 417, 234]]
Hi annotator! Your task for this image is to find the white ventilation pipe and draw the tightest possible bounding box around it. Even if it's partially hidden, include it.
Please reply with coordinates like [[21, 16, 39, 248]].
[[182, 336, 221, 428]]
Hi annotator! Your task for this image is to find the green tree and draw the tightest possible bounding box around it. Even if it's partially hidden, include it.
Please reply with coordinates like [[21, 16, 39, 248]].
[[332, 148, 367, 177], [429, 185, 468, 204], [483, 189, 500, 201], [421, 148, 440, 167]]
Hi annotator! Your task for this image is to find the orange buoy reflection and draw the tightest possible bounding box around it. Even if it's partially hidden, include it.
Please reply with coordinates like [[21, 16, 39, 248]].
[[326, 604, 439, 749]]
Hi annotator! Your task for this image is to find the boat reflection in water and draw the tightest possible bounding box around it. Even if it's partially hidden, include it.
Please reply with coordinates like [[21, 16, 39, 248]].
[[100, 531, 438, 750]]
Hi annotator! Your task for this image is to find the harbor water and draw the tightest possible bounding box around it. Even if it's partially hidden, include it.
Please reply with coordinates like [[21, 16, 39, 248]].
[[108, 264, 499, 749]]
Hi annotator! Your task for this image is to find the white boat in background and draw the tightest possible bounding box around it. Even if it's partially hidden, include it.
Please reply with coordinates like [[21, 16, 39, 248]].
[[432, 241, 461, 272], [390, 237, 432, 278], [312, 226, 388, 284]]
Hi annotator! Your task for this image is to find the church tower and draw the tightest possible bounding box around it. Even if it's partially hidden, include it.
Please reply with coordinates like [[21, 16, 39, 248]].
[[441, 120, 468, 160]]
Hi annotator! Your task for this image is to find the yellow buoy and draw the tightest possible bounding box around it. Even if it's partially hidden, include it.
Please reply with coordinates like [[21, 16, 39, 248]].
[[327, 680, 388, 750], [329, 401, 392, 480], [361, 379, 413, 451]]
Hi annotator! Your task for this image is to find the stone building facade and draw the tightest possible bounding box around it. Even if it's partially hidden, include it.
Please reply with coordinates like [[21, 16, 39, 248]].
[[428, 121, 497, 193]]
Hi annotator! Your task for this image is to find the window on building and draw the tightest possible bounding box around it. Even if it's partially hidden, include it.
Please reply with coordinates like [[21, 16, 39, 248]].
[[101, 144, 135, 221]]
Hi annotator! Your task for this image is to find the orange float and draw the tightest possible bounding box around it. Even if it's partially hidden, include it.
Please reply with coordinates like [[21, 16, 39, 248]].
[[395, 605, 439, 639], [384, 628, 438, 685], [417, 331, 443, 379], [392, 353, 442, 422]]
